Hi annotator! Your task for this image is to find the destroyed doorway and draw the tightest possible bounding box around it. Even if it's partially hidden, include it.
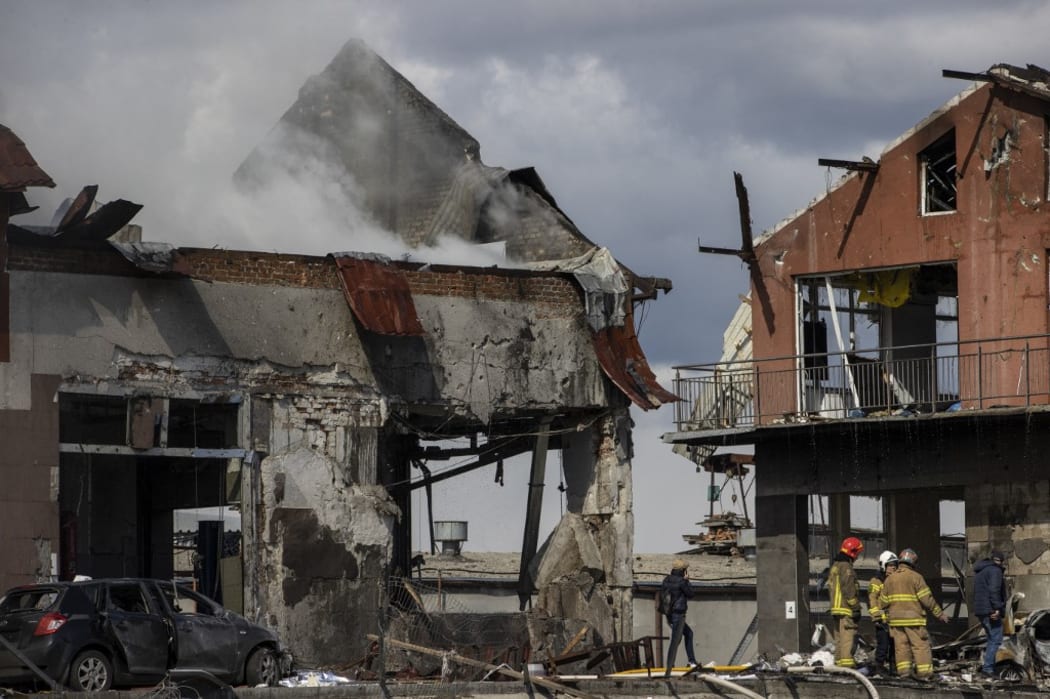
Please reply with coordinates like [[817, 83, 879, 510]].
[[795, 263, 958, 416], [57, 393, 246, 610]]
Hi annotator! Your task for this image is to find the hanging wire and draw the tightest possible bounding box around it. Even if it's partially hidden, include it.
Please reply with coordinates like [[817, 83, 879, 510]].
[[635, 300, 650, 335], [557, 450, 566, 517]]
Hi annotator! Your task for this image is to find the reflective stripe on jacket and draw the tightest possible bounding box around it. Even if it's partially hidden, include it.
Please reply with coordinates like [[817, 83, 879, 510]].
[[829, 559, 859, 617], [879, 564, 943, 627], [868, 574, 886, 622]]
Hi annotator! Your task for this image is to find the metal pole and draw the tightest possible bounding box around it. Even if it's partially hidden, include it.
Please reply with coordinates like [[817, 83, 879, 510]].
[[978, 346, 984, 409], [929, 345, 937, 411], [518, 416, 552, 611], [1025, 341, 1031, 406], [752, 364, 761, 426]]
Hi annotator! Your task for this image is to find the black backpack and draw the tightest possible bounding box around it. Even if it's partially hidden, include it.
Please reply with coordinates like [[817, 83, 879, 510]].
[[657, 587, 675, 615]]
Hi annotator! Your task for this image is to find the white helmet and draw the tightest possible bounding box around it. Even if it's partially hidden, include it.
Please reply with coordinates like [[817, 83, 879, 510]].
[[878, 550, 899, 571]]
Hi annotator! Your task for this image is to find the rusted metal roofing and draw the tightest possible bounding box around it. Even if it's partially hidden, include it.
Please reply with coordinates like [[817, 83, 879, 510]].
[[0, 125, 54, 191], [592, 306, 679, 410], [333, 253, 425, 336], [110, 241, 182, 274]]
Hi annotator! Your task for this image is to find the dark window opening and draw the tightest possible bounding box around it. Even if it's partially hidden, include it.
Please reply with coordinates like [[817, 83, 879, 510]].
[[921, 130, 957, 214], [61, 395, 240, 449], [167, 400, 239, 449], [60, 394, 128, 445]]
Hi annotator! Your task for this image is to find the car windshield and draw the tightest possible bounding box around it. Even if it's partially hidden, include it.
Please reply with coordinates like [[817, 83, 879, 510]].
[[0, 588, 60, 614]]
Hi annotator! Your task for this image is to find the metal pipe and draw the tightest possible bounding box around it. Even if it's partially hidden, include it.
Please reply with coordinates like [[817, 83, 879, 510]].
[[688, 672, 765, 699], [785, 665, 880, 699], [978, 346, 984, 409]]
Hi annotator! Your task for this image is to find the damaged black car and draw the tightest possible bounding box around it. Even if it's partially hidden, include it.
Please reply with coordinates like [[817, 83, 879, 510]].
[[0, 578, 290, 691]]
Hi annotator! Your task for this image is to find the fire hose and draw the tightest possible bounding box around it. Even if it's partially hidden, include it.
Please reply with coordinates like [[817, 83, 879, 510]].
[[786, 664, 880, 699], [689, 672, 765, 699]]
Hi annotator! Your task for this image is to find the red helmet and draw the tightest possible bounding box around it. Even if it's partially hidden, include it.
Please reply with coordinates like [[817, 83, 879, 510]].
[[840, 537, 864, 559]]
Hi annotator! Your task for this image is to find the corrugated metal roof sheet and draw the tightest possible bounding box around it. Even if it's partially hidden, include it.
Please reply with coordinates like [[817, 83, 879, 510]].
[[7, 193, 143, 247], [333, 253, 425, 336], [592, 306, 679, 410], [0, 125, 54, 191]]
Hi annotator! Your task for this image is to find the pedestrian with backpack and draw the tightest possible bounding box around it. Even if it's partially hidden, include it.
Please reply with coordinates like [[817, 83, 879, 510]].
[[660, 558, 697, 676]]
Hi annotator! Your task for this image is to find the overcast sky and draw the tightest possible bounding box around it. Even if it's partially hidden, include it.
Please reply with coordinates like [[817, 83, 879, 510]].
[[1, 1, 1043, 553]]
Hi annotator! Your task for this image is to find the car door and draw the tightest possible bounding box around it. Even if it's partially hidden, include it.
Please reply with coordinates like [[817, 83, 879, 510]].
[[101, 581, 170, 676], [156, 583, 240, 678]]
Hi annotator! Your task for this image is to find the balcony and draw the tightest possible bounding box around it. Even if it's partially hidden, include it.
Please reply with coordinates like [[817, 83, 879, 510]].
[[672, 333, 1050, 433]]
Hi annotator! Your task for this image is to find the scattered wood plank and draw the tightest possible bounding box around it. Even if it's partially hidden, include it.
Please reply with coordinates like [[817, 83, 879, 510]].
[[366, 634, 599, 699]]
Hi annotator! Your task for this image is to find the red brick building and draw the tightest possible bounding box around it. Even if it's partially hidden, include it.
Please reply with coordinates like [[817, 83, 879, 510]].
[[668, 63, 1050, 655]]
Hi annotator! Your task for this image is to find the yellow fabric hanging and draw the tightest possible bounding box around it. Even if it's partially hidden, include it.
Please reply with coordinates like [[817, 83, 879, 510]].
[[855, 269, 912, 308]]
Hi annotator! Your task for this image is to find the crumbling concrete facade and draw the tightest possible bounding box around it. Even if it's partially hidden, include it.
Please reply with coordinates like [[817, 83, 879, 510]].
[[666, 63, 1050, 656], [0, 235, 666, 664]]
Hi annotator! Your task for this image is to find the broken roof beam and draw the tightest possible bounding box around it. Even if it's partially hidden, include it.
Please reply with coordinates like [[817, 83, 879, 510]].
[[631, 274, 673, 302], [817, 158, 879, 172], [404, 438, 532, 491], [697, 242, 747, 256], [942, 68, 994, 83], [943, 65, 1050, 104]]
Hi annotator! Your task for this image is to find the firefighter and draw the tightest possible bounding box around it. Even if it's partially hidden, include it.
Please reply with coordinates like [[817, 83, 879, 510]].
[[880, 548, 947, 680], [829, 536, 864, 668], [868, 550, 898, 675]]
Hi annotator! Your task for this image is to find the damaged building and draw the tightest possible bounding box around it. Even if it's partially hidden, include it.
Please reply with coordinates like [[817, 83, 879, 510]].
[[667, 63, 1050, 657], [0, 39, 674, 670]]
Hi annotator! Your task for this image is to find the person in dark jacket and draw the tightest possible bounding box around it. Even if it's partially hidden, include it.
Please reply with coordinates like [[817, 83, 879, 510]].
[[661, 558, 697, 676], [973, 550, 1008, 678]]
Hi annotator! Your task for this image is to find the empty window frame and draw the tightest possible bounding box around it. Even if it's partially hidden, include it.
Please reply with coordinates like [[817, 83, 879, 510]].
[[921, 130, 957, 214]]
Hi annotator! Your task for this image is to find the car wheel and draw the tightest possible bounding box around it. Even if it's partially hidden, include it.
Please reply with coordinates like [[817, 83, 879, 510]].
[[245, 647, 279, 686], [995, 661, 1026, 682], [69, 650, 113, 692]]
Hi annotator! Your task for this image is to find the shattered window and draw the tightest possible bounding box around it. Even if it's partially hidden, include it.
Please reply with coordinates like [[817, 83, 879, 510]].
[[921, 130, 957, 214]]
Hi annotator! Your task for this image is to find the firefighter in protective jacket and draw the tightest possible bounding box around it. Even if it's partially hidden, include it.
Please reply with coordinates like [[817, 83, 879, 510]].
[[829, 536, 864, 668], [867, 550, 898, 674], [879, 548, 947, 679]]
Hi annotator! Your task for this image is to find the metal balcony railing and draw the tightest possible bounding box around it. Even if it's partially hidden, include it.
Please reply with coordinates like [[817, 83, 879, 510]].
[[672, 333, 1050, 433]]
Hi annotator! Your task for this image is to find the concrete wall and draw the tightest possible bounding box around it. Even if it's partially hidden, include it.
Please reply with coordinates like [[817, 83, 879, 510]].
[[257, 447, 397, 667], [413, 582, 759, 667], [535, 411, 635, 648], [966, 480, 1050, 610]]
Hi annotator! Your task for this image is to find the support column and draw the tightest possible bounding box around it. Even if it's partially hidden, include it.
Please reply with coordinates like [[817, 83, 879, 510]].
[[756, 493, 809, 656], [828, 494, 851, 561], [533, 409, 634, 646], [518, 417, 552, 610], [884, 491, 941, 598]]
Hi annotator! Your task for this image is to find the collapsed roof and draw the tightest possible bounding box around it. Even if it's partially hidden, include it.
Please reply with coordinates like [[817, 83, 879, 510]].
[[235, 38, 671, 298]]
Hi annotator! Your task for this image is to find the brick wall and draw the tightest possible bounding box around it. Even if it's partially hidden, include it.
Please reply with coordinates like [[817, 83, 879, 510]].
[[8, 245, 584, 311]]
